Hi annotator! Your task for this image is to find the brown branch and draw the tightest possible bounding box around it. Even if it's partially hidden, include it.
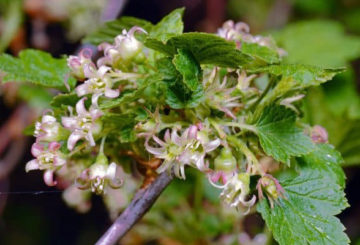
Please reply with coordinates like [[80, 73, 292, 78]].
[[95, 171, 173, 245]]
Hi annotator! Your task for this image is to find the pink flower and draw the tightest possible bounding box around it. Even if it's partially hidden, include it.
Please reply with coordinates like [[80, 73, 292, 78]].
[[67, 48, 94, 80], [25, 142, 66, 186], [97, 26, 147, 66], [311, 125, 328, 144], [145, 125, 220, 179], [76, 161, 123, 195], [61, 95, 103, 150], [75, 65, 120, 98]]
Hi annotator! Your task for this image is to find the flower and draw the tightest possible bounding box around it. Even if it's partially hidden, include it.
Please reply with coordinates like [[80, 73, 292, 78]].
[[218, 172, 256, 213], [256, 174, 285, 208], [310, 125, 328, 143], [25, 142, 66, 186], [204, 75, 242, 119], [75, 65, 120, 98], [76, 152, 123, 195], [61, 94, 103, 150], [97, 26, 147, 67], [34, 112, 63, 142], [67, 48, 94, 80], [145, 125, 220, 179], [217, 20, 286, 56]]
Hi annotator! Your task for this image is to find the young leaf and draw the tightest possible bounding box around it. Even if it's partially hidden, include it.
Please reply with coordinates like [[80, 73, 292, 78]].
[[157, 56, 204, 109], [257, 163, 349, 245], [83, 16, 154, 45], [149, 8, 184, 42], [0, 49, 75, 91], [145, 33, 253, 68], [254, 105, 314, 163]]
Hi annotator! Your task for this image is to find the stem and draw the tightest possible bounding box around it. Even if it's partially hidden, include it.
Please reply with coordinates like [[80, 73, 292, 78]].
[[95, 171, 173, 245], [222, 122, 257, 133]]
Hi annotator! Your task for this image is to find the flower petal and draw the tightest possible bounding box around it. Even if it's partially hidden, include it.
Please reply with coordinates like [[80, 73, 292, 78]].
[[31, 143, 44, 157], [25, 159, 39, 172], [75, 83, 91, 97], [67, 131, 84, 150], [61, 116, 77, 129], [204, 138, 221, 152], [106, 162, 117, 179], [104, 88, 120, 98], [76, 97, 88, 115], [49, 142, 61, 151], [43, 170, 57, 186]]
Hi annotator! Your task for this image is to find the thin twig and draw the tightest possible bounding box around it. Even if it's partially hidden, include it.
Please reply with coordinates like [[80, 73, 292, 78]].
[[95, 171, 173, 245]]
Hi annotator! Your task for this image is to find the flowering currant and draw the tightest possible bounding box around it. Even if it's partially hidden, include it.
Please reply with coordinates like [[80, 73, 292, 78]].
[[26, 142, 66, 186], [61, 94, 103, 150]]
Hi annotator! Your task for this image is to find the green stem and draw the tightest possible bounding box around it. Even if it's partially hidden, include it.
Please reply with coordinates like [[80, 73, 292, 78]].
[[222, 122, 257, 133]]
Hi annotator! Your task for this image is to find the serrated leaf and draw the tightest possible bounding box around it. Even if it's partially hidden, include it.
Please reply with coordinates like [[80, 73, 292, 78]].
[[255, 105, 314, 163], [0, 50, 75, 91], [149, 8, 184, 42], [298, 143, 346, 188], [173, 49, 201, 91], [83, 16, 154, 45], [257, 163, 349, 245], [145, 33, 253, 68], [266, 64, 343, 90]]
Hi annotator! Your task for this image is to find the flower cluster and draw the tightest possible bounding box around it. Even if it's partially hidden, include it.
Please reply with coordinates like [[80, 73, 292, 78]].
[[217, 20, 286, 56], [25, 26, 148, 196], [145, 125, 221, 179]]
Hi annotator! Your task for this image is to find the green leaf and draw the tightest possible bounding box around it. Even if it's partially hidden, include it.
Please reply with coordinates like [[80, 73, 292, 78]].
[[272, 20, 360, 67], [50, 93, 79, 108], [172, 49, 201, 91], [265, 64, 343, 90], [17, 84, 52, 109], [257, 163, 349, 245], [83, 16, 154, 45], [255, 105, 314, 163], [99, 74, 162, 109], [157, 57, 204, 109], [149, 8, 184, 42], [298, 143, 346, 188], [0, 50, 75, 91], [145, 33, 253, 68], [241, 42, 280, 64]]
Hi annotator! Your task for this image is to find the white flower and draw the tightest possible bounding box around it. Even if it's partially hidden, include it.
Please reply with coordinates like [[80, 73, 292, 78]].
[[145, 125, 220, 179], [67, 48, 94, 80], [76, 157, 123, 195], [34, 112, 62, 142], [61, 94, 103, 150], [75, 65, 120, 98], [25, 142, 66, 186], [97, 26, 147, 66], [218, 173, 256, 213]]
